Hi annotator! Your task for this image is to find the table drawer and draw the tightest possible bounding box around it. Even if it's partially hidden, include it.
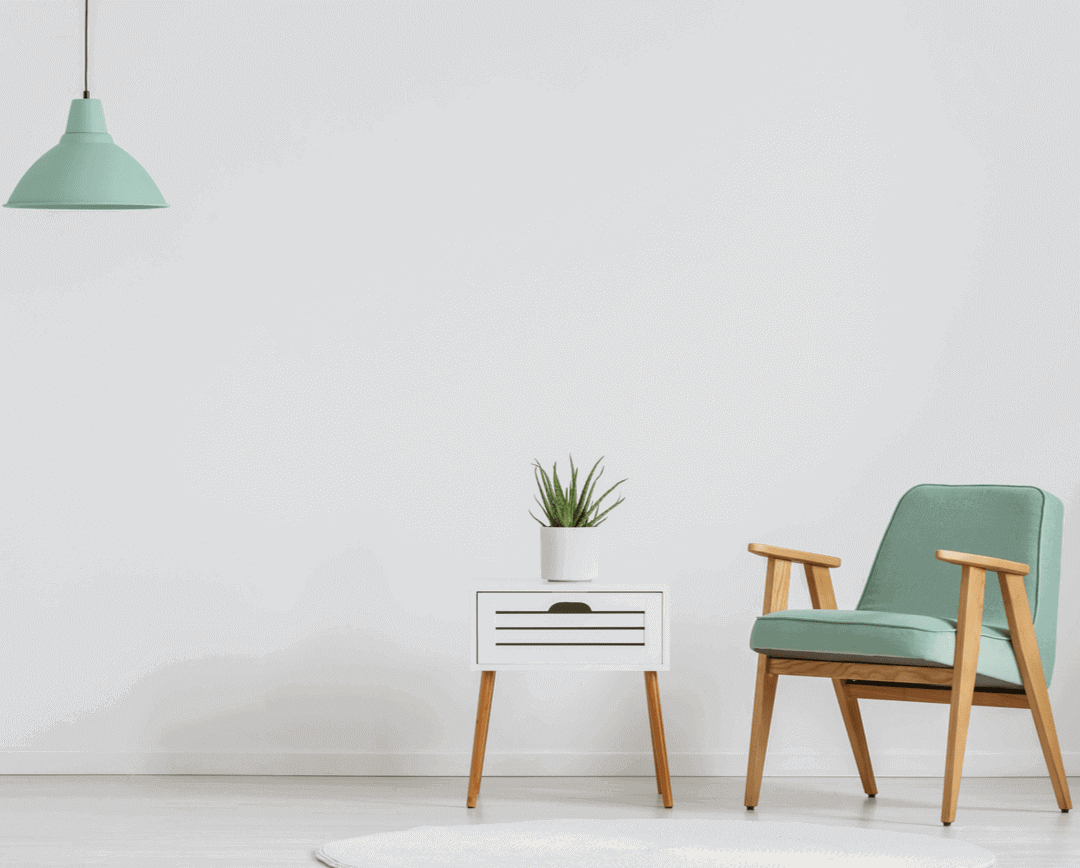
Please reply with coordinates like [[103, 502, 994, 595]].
[[475, 591, 664, 669]]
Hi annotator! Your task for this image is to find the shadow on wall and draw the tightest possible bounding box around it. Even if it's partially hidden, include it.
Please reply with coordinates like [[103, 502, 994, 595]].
[[19, 545, 459, 755]]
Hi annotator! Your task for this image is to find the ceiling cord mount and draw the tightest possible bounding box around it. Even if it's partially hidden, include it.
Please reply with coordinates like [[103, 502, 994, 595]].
[[83, 0, 90, 98]]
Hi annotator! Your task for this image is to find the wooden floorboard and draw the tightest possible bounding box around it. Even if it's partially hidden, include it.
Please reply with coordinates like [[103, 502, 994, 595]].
[[0, 775, 1075, 867]]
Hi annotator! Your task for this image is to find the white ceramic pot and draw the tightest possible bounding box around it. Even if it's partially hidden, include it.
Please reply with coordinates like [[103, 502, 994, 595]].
[[540, 526, 599, 582]]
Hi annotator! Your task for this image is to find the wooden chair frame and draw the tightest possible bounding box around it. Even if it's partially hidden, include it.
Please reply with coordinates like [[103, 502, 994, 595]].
[[744, 543, 1072, 825]]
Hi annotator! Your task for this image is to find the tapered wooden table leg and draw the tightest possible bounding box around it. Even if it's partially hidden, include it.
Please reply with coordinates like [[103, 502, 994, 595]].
[[645, 670, 673, 808], [467, 670, 496, 807], [647, 681, 662, 793]]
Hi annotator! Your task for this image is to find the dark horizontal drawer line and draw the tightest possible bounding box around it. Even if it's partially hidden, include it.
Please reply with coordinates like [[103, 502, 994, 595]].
[[496, 626, 644, 631], [495, 642, 646, 647], [496, 610, 644, 615]]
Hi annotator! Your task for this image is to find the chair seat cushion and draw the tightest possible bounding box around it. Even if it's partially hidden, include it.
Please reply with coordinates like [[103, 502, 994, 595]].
[[749, 608, 1023, 687]]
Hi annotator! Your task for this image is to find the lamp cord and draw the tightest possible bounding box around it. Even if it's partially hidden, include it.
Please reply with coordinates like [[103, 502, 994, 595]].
[[83, 0, 89, 98]]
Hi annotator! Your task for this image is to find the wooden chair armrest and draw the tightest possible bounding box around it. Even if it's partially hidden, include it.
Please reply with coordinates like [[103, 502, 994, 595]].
[[748, 543, 841, 569], [936, 550, 1030, 576], [750, 544, 841, 614], [935, 551, 1031, 681]]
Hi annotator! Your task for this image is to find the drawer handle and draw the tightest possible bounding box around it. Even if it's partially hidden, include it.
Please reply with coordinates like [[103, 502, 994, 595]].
[[548, 601, 592, 613]]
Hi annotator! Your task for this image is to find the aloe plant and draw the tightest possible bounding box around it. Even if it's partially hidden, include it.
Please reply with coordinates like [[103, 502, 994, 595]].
[[530, 455, 627, 527]]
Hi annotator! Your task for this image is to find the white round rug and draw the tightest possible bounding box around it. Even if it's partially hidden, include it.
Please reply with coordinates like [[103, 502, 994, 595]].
[[316, 818, 995, 868]]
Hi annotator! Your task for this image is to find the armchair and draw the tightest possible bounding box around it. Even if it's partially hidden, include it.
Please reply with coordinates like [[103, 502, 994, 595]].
[[744, 484, 1071, 825]]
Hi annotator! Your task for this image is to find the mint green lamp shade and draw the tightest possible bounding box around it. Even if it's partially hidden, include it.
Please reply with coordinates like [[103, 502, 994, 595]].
[[5, 99, 167, 210]]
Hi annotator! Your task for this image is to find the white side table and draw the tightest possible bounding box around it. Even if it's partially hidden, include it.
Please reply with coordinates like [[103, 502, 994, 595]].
[[467, 582, 672, 807]]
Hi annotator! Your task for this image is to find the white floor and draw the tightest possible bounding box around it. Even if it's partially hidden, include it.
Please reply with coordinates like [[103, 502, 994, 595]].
[[0, 775, 1074, 867]]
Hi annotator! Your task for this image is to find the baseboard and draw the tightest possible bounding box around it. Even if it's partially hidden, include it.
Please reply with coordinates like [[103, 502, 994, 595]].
[[0, 751, 1075, 776]]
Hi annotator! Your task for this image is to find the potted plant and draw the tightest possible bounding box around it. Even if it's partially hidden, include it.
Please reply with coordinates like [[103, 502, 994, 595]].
[[530, 456, 627, 582]]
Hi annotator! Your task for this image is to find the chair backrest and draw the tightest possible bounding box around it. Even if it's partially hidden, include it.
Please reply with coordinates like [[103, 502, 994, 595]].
[[856, 484, 1063, 683]]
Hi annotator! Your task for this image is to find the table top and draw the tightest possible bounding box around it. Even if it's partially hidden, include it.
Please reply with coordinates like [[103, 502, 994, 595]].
[[473, 581, 668, 592]]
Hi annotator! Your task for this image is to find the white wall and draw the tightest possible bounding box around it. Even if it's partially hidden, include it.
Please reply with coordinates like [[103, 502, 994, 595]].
[[1, 0, 1078, 776]]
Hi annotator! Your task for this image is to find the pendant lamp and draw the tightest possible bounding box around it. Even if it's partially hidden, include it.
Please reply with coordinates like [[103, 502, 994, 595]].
[[5, 0, 167, 210]]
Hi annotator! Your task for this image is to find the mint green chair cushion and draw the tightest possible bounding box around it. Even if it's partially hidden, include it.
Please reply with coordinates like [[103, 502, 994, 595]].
[[749, 485, 1063, 688]]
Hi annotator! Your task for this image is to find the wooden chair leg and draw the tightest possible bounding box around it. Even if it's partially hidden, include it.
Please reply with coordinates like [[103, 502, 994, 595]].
[[1023, 668, 1072, 811], [466, 670, 496, 808], [942, 667, 978, 825], [941, 566, 985, 825], [644, 671, 674, 807], [832, 678, 877, 796], [745, 655, 779, 808], [999, 572, 1072, 812]]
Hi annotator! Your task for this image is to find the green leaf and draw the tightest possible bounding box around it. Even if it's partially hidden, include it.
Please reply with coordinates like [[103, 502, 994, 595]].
[[572, 457, 603, 526], [533, 464, 559, 525], [581, 476, 626, 525], [591, 477, 627, 511], [567, 455, 579, 522], [580, 470, 607, 523], [540, 465, 559, 507], [533, 495, 553, 525], [588, 495, 625, 526], [532, 468, 549, 512], [532, 457, 626, 528], [550, 462, 567, 525]]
